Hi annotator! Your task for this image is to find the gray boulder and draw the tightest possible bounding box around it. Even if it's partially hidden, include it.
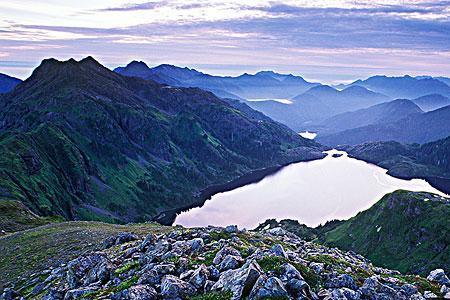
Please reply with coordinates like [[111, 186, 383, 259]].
[[139, 234, 156, 251], [427, 269, 450, 286], [212, 261, 262, 299], [160, 275, 196, 299], [64, 286, 98, 300], [66, 252, 106, 288], [423, 291, 438, 299], [127, 285, 157, 300], [333, 287, 362, 300], [286, 278, 309, 298], [218, 254, 243, 271], [270, 244, 288, 259], [189, 238, 205, 253], [249, 276, 289, 299], [280, 263, 303, 282], [225, 225, 238, 233], [189, 264, 210, 289], [213, 246, 241, 265], [103, 232, 138, 249], [325, 274, 358, 290]]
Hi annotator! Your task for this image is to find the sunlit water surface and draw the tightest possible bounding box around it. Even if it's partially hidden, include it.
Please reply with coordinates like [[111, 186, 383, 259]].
[[174, 150, 447, 228], [299, 131, 317, 139]]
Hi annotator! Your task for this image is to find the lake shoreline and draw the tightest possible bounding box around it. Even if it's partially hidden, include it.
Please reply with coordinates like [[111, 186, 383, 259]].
[[345, 153, 450, 195], [152, 152, 327, 225]]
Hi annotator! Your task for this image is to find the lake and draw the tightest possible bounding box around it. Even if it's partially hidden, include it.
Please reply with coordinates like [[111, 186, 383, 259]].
[[174, 150, 448, 229]]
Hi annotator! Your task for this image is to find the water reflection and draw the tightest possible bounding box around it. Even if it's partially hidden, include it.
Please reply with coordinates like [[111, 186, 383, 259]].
[[175, 150, 447, 228]]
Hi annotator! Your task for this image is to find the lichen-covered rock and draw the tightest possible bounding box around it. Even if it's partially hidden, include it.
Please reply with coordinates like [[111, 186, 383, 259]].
[[66, 252, 107, 288], [160, 275, 196, 299], [127, 285, 157, 300], [249, 276, 289, 299], [189, 264, 210, 288], [212, 261, 262, 299], [213, 246, 241, 265], [427, 269, 450, 286], [218, 254, 243, 271], [325, 274, 358, 290], [12, 225, 445, 300]]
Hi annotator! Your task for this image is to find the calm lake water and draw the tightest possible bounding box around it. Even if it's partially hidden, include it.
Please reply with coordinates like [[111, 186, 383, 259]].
[[299, 131, 317, 139], [174, 150, 447, 229]]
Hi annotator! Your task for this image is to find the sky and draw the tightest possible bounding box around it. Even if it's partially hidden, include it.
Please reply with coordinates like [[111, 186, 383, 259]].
[[0, 0, 449, 84]]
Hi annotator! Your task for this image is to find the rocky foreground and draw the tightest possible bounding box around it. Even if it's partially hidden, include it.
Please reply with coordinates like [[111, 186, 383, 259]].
[[1, 225, 449, 300]]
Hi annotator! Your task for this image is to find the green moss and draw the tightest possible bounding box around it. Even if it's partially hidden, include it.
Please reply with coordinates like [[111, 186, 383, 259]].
[[115, 261, 139, 275], [0, 221, 171, 290], [258, 256, 286, 273], [190, 291, 233, 300], [209, 231, 232, 241], [115, 275, 139, 292]]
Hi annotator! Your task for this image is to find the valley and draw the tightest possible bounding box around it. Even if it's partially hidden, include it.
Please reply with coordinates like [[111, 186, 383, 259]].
[[1, 57, 449, 300], [2, 2, 450, 298]]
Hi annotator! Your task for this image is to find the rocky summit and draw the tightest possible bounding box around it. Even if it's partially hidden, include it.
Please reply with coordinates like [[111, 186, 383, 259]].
[[2, 224, 448, 300]]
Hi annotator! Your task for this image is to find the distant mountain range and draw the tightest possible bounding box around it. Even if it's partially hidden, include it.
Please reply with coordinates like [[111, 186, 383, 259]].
[[316, 99, 423, 136], [3, 62, 450, 146], [0, 73, 21, 93], [115, 62, 450, 137], [411, 94, 450, 112], [114, 61, 319, 100], [248, 85, 390, 131], [342, 75, 450, 99], [318, 104, 450, 146], [0, 57, 323, 223]]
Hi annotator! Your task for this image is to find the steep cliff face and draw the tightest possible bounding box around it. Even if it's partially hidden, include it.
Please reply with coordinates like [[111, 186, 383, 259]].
[[0, 57, 323, 223]]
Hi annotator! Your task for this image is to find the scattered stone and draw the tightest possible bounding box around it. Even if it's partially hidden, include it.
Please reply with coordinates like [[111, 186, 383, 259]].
[[225, 225, 238, 233], [212, 261, 262, 299], [423, 290, 438, 298], [427, 269, 450, 286], [213, 246, 241, 265], [249, 276, 288, 299], [270, 244, 288, 259], [21, 225, 446, 300], [127, 284, 157, 300], [160, 275, 196, 299], [310, 262, 325, 274], [325, 274, 358, 290], [189, 264, 210, 288], [218, 254, 243, 271]]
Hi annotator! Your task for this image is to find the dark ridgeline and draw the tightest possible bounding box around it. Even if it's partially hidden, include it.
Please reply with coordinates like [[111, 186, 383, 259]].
[[343, 75, 450, 99], [316, 98, 424, 136], [0, 73, 22, 93], [114, 61, 319, 101], [0, 57, 323, 223], [317, 104, 450, 146]]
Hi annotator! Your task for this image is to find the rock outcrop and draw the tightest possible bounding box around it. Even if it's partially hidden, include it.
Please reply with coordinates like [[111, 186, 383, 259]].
[[1, 225, 448, 299]]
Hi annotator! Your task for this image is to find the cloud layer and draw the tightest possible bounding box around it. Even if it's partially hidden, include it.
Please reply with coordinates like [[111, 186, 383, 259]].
[[0, 0, 449, 82]]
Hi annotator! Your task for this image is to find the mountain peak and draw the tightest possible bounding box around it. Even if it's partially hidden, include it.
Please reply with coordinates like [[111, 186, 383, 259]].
[[127, 60, 149, 68], [307, 84, 337, 93]]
